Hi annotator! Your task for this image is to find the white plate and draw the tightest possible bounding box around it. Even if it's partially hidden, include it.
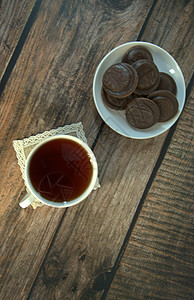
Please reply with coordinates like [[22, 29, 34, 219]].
[[93, 42, 186, 139]]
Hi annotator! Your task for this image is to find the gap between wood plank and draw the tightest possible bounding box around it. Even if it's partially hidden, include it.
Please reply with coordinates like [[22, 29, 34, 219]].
[[91, 0, 158, 151], [100, 73, 194, 300], [26, 0, 161, 297], [4, 0, 189, 297], [26, 208, 69, 300], [0, 0, 43, 97], [137, 0, 158, 41]]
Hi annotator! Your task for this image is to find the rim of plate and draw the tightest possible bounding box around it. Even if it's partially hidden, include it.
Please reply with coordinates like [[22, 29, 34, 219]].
[[93, 41, 186, 139]]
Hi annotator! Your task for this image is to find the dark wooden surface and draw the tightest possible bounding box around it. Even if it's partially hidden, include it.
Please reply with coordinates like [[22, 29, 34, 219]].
[[106, 89, 194, 300], [0, 0, 37, 77], [0, 0, 193, 299]]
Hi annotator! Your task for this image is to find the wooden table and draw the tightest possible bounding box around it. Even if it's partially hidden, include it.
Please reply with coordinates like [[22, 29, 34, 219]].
[[0, 0, 193, 299]]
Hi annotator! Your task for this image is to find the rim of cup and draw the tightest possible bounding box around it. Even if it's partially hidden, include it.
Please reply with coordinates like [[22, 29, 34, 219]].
[[25, 135, 98, 208]]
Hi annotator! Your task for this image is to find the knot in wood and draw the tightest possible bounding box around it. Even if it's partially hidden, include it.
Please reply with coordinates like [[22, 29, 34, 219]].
[[79, 251, 86, 261], [43, 258, 62, 283], [91, 269, 112, 291]]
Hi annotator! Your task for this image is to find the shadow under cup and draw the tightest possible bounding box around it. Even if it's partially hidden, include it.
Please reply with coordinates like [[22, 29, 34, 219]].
[[25, 135, 98, 208]]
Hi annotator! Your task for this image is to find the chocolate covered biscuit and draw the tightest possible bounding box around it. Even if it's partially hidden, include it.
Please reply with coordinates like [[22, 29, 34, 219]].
[[125, 98, 160, 129], [132, 59, 160, 95], [101, 47, 179, 130], [157, 72, 177, 95], [107, 92, 134, 108], [122, 46, 153, 65], [148, 90, 178, 121], [101, 88, 133, 110], [102, 63, 138, 98]]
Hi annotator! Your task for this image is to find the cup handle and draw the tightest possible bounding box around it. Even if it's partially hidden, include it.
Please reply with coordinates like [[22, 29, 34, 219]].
[[19, 192, 35, 208]]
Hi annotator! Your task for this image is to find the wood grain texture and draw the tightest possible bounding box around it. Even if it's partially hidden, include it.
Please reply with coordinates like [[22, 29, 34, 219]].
[[104, 0, 194, 298], [0, 0, 154, 299], [0, 0, 37, 80], [141, 0, 194, 85], [25, 1, 194, 300], [0, 0, 193, 299], [106, 88, 194, 300], [27, 132, 168, 300]]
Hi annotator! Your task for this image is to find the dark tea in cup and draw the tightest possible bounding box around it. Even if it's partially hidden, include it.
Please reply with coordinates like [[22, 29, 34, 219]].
[[20, 135, 98, 208], [29, 138, 93, 202]]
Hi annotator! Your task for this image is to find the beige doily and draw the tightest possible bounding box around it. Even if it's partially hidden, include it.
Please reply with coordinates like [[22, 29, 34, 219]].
[[13, 122, 100, 209]]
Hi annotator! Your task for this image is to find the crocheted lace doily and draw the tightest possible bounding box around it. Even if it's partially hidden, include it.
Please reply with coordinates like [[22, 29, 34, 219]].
[[13, 122, 100, 209]]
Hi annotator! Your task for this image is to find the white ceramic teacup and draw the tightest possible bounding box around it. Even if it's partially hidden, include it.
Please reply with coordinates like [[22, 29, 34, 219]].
[[19, 135, 98, 208]]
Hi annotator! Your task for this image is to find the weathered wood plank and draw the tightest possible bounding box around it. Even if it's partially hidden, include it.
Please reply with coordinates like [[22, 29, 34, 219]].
[[105, 0, 194, 297], [28, 134, 171, 300], [26, 0, 194, 299], [0, 0, 154, 299], [141, 0, 194, 85], [106, 88, 194, 300], [0, 0, 37, 81]]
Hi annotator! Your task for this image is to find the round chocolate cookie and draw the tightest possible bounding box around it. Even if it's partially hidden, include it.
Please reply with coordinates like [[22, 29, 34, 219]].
[[125, 98, 160, 129], [101, 88, 121, 110], [132, 59, 160, 95], [150, 96, 176, 122], [102, 63, 138, 98], [157, 72, 177, 95], [101, 88, 132, 110], [148, 90, 178, 121], [122, 46, 153, 65], [107, 92, 134, 108]]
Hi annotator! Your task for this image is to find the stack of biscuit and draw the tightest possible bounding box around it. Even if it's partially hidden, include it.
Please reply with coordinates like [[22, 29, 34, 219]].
[[101, 46, 178, 129]]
